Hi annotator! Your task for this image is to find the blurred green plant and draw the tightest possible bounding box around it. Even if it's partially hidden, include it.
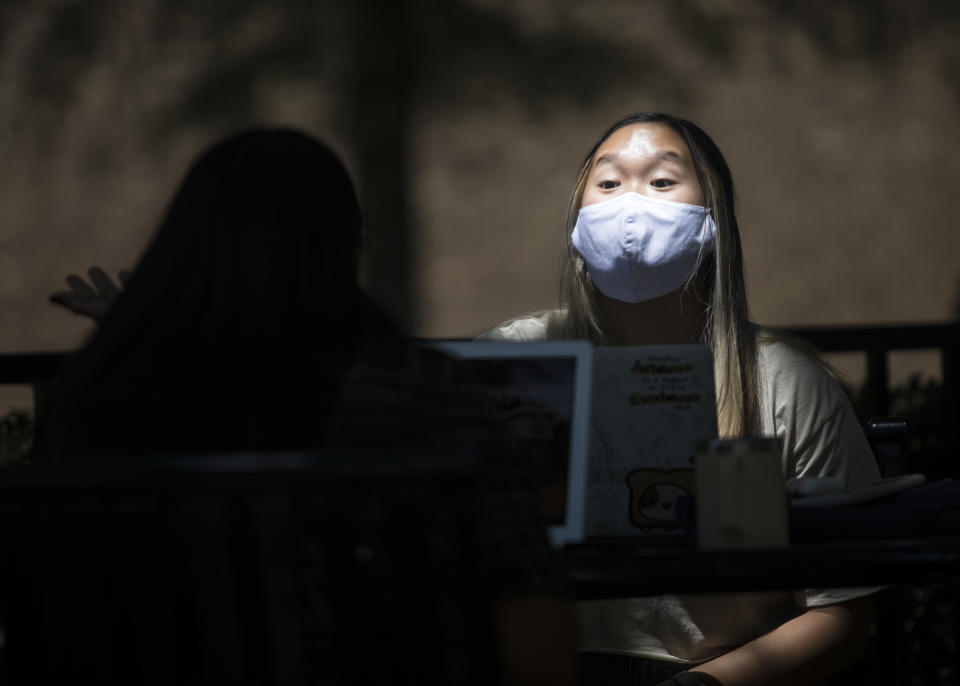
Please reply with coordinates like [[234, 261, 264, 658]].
[[887, 373, 946, 446], [900, 582, 959, 686], [884, 374, 951, 479], [0, 409, 34, 464], [842, 371, 953, 479], [845, 372, 944, 436]]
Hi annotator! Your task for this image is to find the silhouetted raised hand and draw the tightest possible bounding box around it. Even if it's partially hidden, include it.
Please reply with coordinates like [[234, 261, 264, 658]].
[[49, 266, 130, 323]]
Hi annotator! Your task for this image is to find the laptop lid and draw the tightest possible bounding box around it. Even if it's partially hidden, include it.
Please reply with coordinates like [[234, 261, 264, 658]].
[[428, 340, 593, 547]]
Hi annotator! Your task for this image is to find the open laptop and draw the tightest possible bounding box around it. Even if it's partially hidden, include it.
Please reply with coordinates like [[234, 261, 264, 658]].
[[430, 341, 719, 546]]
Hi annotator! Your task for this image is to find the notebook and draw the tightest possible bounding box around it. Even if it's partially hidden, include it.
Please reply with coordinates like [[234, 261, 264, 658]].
[[588, 345, 718, 538]]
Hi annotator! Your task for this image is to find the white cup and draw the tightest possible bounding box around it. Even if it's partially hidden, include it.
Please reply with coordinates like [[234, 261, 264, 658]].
[[695, 438, 788, 550]]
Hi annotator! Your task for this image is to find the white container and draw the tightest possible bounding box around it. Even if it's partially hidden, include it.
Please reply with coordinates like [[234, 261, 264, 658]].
[[696, 438, 788, 550]]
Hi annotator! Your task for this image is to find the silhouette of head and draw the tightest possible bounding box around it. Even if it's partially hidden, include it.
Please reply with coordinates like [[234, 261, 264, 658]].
[[35, 129, 381, 457], [136, 128, 363, 319]]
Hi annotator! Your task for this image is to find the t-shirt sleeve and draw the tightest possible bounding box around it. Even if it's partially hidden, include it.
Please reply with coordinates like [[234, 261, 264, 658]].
[[763, 342, 880, 488], [761, 341, 884, 608]]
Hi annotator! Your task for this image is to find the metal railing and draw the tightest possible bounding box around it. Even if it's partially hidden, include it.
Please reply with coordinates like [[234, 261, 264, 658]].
[[785, 322, 959, 423], [0, 351, 67, 417], [2, 321, 957, 422]]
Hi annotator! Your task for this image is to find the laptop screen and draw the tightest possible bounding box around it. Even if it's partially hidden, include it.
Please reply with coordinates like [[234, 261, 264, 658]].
[[428, 340, 593, 547]]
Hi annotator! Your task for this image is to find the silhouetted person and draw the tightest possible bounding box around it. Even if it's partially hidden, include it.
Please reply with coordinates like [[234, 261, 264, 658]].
[[36, 129, 374, 456], [29, 129, 577, 685]]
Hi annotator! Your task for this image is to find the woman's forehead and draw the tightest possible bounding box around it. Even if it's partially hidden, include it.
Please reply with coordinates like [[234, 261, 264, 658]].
[[594, 123, 692, 165]]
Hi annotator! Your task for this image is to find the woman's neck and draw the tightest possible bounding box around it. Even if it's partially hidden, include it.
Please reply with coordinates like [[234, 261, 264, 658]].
[[596, 287, 705, 346]]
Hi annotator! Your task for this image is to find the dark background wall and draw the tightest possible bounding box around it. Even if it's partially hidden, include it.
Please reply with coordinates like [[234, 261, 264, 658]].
[[2, 0, 958, 410]]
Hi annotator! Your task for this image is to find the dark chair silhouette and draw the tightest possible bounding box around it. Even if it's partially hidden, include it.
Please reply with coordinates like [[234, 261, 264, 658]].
[[863, 417, 910, 479]]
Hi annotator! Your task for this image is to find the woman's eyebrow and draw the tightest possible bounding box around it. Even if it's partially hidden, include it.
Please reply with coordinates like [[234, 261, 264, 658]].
[[655, 151, 685, 165], [595, 152, 619, 168]]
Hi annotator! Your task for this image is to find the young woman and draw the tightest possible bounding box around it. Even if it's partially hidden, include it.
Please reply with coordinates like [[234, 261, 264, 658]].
[[481, 113, 880, 686]]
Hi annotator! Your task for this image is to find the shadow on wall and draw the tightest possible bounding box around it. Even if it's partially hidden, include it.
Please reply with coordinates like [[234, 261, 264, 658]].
[[3, 0, 960, 459], [9, 0, 959, 329]]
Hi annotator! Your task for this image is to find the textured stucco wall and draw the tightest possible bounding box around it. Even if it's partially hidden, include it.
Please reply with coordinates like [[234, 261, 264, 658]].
[[1, 1, 957, 410]]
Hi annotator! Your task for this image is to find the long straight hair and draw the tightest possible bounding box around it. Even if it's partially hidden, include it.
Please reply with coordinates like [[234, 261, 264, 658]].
[[559, 113, 759, 437], [33, 128, 384, 458]]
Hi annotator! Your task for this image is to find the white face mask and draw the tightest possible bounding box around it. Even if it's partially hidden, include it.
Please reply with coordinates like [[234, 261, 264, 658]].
[[571, 192, 716, 304]]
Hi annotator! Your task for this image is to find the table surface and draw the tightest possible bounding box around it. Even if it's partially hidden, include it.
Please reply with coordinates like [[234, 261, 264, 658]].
[[4, 456, 958, 599], [563, 536, 960, 598]]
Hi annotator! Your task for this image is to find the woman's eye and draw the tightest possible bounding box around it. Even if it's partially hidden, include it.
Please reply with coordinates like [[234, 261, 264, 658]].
[[650, 178, 675, 189], [599, 180, 620, 190]]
